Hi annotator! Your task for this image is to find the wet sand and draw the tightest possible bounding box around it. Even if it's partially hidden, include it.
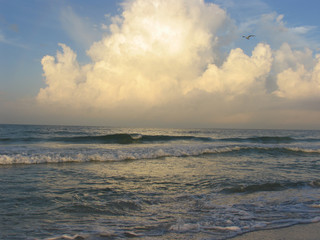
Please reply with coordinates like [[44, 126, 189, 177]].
[[232, 222, 320, 240]]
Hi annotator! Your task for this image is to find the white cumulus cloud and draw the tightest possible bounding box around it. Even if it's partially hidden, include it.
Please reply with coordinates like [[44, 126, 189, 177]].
[[36, 0, 320, 128], [275, 55, 320, 99], [39, 0, 230, 108], [190, 43, 272, 96]]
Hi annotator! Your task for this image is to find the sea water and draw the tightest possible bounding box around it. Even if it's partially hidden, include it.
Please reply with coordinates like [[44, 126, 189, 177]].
[[0, 124, 319, 239]]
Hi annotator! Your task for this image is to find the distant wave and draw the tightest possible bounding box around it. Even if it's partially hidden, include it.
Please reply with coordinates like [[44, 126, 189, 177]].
[[221, 136, 320, 144], [222, 136, 296, 143], [54, 134, 144, 144], [52, 134, 216, 144], [0, 134, 211, 144], [2, 133, 320, 145]]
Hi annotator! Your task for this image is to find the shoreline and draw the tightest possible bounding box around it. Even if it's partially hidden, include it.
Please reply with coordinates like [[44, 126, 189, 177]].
[[232, 222, 320, 240]]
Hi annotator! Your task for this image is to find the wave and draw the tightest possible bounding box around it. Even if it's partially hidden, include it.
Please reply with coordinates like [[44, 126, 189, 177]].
[[0, 146, 240, 165], [221, 181, 320, 194], [2, 133, 320, 145], [222, 136, 320, 144], [0, 133, 212, 145], [63, 134, 214, 144], [41, 216, 320, 240], [54, 134, 144, 144], [1, 145, 320, 165], [222, 136, 296, 143]]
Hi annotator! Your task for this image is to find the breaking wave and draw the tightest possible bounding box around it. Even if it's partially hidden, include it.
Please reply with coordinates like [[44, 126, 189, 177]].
[[1, 145, 319, 165]]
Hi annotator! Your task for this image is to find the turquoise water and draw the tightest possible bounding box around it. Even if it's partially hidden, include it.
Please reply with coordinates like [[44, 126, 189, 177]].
[[0, 125, 320, 239]]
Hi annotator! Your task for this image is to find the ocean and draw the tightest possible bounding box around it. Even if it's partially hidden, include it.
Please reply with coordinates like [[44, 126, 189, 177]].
[[0, 124, 319, 240]]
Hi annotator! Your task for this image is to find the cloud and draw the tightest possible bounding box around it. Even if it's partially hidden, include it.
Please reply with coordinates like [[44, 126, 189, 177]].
[[101, 23, 108, 30], [258, 13, 313, 48], [39, 0, 230, 108], [0, 29, 27, 48], [60, 6, 101, 49], [275, 53, 320, 99], [291, 26, 316, 35], [189, 43, 272, 96], [36, 0, 320, 128], [0, 16, 26, 48], [240, 12, 319, 51]]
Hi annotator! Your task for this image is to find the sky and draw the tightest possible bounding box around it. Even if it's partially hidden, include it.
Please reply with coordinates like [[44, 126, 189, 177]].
[[1, 0, 320, 129]]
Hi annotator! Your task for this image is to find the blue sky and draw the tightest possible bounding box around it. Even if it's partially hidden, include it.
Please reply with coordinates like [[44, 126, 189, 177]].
[[0, 0, 118, 97], [1, 0, 320, 128]]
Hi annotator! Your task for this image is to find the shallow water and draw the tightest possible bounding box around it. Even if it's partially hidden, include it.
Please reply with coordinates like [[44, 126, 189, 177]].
[[0, 125, 319, 239]]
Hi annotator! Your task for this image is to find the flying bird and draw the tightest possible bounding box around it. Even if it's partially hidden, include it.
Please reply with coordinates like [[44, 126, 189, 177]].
[[242, 35, 255, 40]]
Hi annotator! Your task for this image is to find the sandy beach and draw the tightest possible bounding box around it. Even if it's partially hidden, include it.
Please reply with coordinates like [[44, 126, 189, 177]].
[[233, 222, 320, 240]]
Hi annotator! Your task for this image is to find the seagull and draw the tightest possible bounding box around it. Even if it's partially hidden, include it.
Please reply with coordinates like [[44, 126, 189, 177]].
[[242, 35, 255, 40]]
